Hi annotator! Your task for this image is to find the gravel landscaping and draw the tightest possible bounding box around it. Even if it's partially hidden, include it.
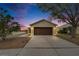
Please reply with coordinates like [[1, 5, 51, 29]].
[[0, 37, 30, 49]]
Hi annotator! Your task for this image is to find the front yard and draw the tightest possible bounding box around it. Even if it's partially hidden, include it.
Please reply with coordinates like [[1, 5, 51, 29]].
[[57, 34, 79, 45], [0, 37, 30, 49]]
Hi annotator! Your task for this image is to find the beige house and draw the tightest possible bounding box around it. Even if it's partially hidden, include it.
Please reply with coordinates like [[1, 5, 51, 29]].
[[58, 24, 79, 34], [28, 19, 57, 37]]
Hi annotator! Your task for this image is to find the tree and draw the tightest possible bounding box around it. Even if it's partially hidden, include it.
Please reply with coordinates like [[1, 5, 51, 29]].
[[37, 3, 79, 38], [11, 22, 20, 32], [0, 7, 20, 40]]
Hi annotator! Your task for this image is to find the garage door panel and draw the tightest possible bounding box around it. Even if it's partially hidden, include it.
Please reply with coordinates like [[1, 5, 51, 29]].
[[34, 27, 53, 35]]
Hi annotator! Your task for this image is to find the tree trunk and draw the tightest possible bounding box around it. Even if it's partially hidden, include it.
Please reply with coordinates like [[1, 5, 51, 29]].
[[70, 26, 77, 38], [2, 37, 6, 40], [1, 35, 6, 40]]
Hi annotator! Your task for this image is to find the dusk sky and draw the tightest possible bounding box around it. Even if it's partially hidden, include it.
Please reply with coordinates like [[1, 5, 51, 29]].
[[0, 3, 62, 30]]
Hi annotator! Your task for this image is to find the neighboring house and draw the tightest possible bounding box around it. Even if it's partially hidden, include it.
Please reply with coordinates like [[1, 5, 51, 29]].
[[58, 24, 79, 34], [20, 25, 27, 32], [28, 19, 57, 37], [58, 24, 71, 30]]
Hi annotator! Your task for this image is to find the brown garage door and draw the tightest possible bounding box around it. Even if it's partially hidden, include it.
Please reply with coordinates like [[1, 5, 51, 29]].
[[34, 27, 53, 35]]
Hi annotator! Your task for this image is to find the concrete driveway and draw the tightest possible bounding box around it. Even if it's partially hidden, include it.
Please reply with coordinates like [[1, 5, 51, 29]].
[[18, 36, 79, 56]]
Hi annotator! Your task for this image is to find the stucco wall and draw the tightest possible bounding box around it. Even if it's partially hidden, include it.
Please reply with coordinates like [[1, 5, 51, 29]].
[[53, 27, 59, 35], [76, 27, 79, 34]]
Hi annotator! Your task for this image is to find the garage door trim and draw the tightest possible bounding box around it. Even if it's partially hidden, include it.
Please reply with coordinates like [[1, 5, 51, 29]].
[[34, 27, 53, 35]]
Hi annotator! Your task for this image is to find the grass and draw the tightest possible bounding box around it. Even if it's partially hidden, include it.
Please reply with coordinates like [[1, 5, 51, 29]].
[[56, 34, 79, 45], [0, 37, 30, 49]]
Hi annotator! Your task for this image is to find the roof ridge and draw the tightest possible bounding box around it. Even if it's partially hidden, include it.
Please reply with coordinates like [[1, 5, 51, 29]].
[[30, 19, 57, 26]]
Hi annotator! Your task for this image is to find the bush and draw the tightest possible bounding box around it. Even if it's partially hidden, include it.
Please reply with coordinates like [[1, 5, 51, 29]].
[[58, 28, 68, 34]]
